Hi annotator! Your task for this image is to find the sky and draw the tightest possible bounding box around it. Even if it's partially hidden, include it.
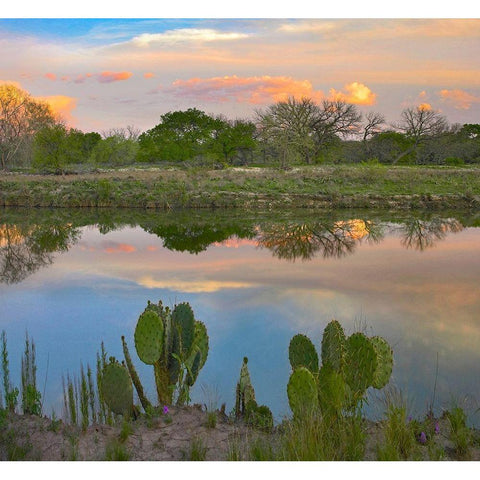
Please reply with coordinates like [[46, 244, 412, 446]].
[[1, 8, 480, 133]]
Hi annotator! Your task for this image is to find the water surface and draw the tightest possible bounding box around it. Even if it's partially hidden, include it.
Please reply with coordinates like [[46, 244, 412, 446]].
[[1, 207, 479, 424]]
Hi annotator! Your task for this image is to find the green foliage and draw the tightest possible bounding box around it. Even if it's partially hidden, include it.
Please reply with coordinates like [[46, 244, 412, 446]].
[[287, 320, 393, 419], [90, 135, 138, 166], [104, 438, 131, 461], [447, 406, 472, 459], [21, 333, 41, 416], [183, 436, 207, 461], [445, 156, 465, 166], [1, 331, 19, 413], [234, 356, 256, 418]]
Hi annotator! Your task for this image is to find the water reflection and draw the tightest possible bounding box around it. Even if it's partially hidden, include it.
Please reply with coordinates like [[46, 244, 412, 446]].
[[0, 208, 472, 284], [0, 222, 80, 284], [0, 207, 479, 424]]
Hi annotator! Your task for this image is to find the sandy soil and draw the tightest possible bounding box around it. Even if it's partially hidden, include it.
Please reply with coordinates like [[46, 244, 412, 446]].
[[1, 406, 479, 461]]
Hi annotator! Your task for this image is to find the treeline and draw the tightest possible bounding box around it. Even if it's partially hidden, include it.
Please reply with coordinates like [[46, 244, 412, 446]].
[[1, 83, 480, 172]]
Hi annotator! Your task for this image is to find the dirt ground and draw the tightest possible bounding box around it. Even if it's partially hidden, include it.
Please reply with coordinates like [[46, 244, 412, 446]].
[[2, 405, 480, 461]]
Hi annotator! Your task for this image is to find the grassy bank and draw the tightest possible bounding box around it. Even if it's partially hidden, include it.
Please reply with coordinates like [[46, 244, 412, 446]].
[[1, 165, 480, 210]]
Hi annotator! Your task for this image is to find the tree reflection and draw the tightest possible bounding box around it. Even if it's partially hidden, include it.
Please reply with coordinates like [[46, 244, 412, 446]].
[[0, 223, 80, 284], [256, 219, 384, 261], [399, 217, 464, 251]]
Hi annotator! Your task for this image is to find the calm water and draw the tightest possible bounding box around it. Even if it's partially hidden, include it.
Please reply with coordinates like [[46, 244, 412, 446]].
[[1, 207, 479, 424]]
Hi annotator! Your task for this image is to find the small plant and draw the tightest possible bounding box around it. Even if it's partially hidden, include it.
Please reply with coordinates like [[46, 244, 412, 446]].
[[1, 330, 19, 413], [21, 332, 42, 416], [183, 436, 207, 461], [206, 411, 217, 429], [47, 411, 62, 433], [119, 418, 133, 443], [446, 405, 472, 459], [105, 438, 131, 461]]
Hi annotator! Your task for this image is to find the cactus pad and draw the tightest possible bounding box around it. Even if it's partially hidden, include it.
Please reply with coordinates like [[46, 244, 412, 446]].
[[172, 302, 195, 356], [134, 310, 164, 365], [317, 365, 346, 415], [288, 334, 319, 373], [370, 336, 393, 389], [321, 319, 346, 372], [287, 366, 319, 418], [101, 361, 133, 416], [344, 332, 377, 397]]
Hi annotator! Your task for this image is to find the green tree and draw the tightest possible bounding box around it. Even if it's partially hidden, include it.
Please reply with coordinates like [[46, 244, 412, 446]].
[[32, 124, 68, 172], [90, 135, 138, 166], [0, 83, 56, 169], [138, 108, 219, 162]]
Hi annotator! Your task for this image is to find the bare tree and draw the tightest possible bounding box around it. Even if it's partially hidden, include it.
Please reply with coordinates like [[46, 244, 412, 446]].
[[101, 125, 141, 141], [0, 84, 56, 169], [310, 100, 363, 148], [362, 111, 386, 142], [393, 105, 448, 164], [256, 97, 319, 166]]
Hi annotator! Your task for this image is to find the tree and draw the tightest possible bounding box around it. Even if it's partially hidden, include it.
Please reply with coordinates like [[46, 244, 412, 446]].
[[32, 124, 68, 172], [0, 83, 56, 169], [310, 100, 362, 149], [256, 97, 320, 166], [393, 105, 448, 164], [138, 108, 219, 162], [210, 116, 257, 164], [90, 134, 139, 166]]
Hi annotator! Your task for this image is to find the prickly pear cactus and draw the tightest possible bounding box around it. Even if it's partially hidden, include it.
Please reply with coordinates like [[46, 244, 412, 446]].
[[321, 320, 346, 372], [131, 299, 209, 407], [172, 303, 195, 356], [101, 359, 133, 416], [344, 332, 377, 399], [287, 367, 318, 418], [289, 334, 319, 373], [134, 310, 164, 365], [370, 336, 393, 389], [317, 365, 347, 416]]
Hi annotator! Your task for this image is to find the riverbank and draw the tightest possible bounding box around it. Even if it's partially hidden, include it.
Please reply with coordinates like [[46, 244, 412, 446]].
[[1, 405, 479, 461], [1, 165, 479, 210]]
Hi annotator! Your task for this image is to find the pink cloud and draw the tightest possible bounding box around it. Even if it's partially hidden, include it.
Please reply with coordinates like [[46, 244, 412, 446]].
[[73, 72, 132, 84], [165, 75, 378, 106], [45, 72, 57, 81], [166, 75, 325, 104], [98, 71, 133, 83], [103, 242, 137, 254], [439, 89, 480, 110], [144, 72, 155, 79]]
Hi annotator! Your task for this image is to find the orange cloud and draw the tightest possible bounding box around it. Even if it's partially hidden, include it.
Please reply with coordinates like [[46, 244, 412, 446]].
[[418, 102, 432, 111], [35, 95, 77, 126], [98, 71, 133, 83], [143, 72, 155, 79], [45, 72, 57, 81], [439, 89, 480, 110], [329, 82, 376, 105], [104, 243, 137, 254], [166, 75, 324, 104]]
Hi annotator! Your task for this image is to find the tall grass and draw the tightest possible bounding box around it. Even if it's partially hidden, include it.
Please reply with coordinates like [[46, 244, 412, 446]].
[[21, 332, 42, 415], [1, 330, 19, 413]]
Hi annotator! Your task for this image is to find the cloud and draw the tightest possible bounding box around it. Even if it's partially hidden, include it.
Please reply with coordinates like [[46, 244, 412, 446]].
[[37, 95, 77, 125], [143, 72, 155, 79], [98, 71, 133, 83], [45, 72, 57, 81], [130, 28, 249, 48], [418, 102, 432, 111], [329, 82, 377, 105], [137, 275, 254, 293], [165, 76, 377, 106], [165, 75, 325, 104], [103, 242, 137, 254], [73, 71, 132, 84], [439, 89, 480, 110]]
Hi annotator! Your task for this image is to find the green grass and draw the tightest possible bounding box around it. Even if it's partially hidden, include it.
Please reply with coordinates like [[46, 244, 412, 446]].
[[1, 165, 479, 209]]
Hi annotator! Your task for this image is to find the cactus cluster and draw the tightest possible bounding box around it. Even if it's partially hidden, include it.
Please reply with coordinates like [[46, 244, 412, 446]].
[[287, 320, 393, 419], [133, 300, 209, 406], [235, 357, 273, 431], [101, 299, 209, 417]]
